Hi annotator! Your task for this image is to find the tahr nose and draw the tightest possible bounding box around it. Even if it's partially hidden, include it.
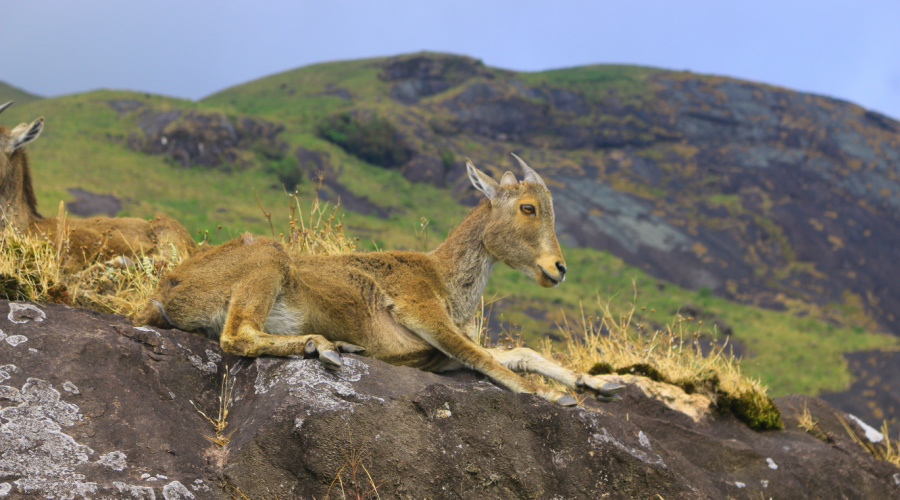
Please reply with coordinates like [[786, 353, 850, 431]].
[[556, 261, 567, 277]]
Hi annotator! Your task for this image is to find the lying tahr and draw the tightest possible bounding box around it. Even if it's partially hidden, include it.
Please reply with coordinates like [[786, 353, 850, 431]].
[[0, 101, 196, 270], [136, 154, 623, 406]]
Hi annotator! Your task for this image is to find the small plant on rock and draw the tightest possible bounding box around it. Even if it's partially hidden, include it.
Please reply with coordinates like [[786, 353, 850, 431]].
[[540, 292, 782, 430]]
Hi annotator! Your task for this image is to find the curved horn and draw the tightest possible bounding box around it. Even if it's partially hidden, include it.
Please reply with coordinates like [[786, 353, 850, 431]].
[[510, 152, 546, 187], [0, 101, 12, 116]]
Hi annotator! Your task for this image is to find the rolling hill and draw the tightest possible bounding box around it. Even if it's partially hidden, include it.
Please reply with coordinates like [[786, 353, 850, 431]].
[[3, 52, 899, 429], [0, 80, 43, 105]]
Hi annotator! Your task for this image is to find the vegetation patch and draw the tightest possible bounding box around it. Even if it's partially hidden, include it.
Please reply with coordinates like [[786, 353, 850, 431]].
[[544, 299, 783, 430], [317, 112, 411, 168], [263, 153, 304, 190]]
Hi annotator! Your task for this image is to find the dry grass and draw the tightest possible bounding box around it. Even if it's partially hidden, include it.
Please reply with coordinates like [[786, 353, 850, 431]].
[[323, 426, 381, 500], [274, 190, 357, 256], [0, 192, 356, 319], [0, 218, 183, 317], [532, 290, 782, 430], [796, 403, 829, 441], [191, 365, 235, 447], [468, 288, 779, 429], [837, 414, 900, 469], [0, 222, 62, 302]]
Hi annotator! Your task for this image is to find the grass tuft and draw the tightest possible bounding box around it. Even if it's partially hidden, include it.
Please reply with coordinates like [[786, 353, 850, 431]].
[[797, 403, 829, 442], [191, 366, 235, 447], [324, 425, 381, 500], [540, 293, 782, 430], [0, 208, 183, 317], [278, 190, 357, 256]]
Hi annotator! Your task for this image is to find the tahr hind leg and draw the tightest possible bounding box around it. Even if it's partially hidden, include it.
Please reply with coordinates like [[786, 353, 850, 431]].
[[219, 271, 362, 368]]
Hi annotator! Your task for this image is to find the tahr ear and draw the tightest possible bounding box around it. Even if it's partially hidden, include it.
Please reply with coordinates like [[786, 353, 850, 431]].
[[466, 158, 500, 200], [5, 117, 44, 154], [499, 171, 517, 187]]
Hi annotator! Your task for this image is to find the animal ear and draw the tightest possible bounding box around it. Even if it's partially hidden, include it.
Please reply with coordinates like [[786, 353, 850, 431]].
[[499, 171, 517, 187], [6, 117, 44, 153], [510, 153, 546, 188], [466, 158, 500, 199]]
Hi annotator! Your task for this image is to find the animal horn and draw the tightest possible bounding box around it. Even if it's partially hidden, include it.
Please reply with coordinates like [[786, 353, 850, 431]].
[[510, 153, 546, 187], [0, 101, 12, 115]]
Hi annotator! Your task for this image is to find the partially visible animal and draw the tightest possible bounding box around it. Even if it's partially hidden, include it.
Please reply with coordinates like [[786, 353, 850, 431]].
[[136, 154, 623, 406], [0, 101, 196, 270]]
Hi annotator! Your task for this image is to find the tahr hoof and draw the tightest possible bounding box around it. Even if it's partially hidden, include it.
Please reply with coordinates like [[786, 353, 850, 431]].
[[557, 395, 578, 407], [320, 350, 343, 370], [304, 339, 317, 356], [599, 382, 625, 396], [337, 342, 365, 354]]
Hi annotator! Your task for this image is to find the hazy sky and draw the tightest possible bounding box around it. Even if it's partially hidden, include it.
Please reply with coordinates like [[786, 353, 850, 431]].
[[2, 1, 899, 118]]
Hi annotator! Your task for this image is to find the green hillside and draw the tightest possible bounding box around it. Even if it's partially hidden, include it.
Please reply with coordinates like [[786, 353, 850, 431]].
[[4, 54, 897, 399], [0, 80, 43, 105]]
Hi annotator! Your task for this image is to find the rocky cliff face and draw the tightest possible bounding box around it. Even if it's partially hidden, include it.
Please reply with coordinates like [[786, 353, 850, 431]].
[[1, 300, 897, 499]]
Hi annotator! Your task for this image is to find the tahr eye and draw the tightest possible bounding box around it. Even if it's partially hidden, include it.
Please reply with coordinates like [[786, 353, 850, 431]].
[[520, 204, 536, 215]]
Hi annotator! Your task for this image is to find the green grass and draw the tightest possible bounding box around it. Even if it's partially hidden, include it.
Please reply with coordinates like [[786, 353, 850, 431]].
[[517, 64, 660, 105], [202, 57, 389, 125]]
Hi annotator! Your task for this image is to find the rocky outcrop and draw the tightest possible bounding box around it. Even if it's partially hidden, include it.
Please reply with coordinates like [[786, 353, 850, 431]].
[[64, 188, 122, 217], [0, 301, 220, 498], [1, 300, 898, 499], [125, 108, 287, 169], [380, 53, 498, 104]]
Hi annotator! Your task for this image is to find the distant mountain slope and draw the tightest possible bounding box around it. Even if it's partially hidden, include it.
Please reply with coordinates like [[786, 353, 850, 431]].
[[0, 80, 43, 104], [6, 53, 900, 429]]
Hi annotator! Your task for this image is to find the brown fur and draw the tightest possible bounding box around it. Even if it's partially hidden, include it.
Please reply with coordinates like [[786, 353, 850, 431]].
[[136, 156, 623, 406], [0, 106, 196, 270]]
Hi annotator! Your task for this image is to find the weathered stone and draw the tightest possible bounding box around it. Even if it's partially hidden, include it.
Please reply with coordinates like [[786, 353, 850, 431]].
[[64, 188, 122, 217], [127, 109, 287, 169], [400, 154, 446, 185]]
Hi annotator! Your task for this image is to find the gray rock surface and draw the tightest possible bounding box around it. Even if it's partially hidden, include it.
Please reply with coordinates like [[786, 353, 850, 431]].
[[0, 300, 897, 498]]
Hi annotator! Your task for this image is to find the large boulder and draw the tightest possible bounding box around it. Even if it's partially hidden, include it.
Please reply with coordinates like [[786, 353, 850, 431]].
[[0, 300, 897, 498]]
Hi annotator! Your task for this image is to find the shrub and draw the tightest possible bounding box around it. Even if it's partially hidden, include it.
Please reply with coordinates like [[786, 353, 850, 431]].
[[317, 112, 411, 168], [267, 155, 304, 191], [438, 148, 456, 173]]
